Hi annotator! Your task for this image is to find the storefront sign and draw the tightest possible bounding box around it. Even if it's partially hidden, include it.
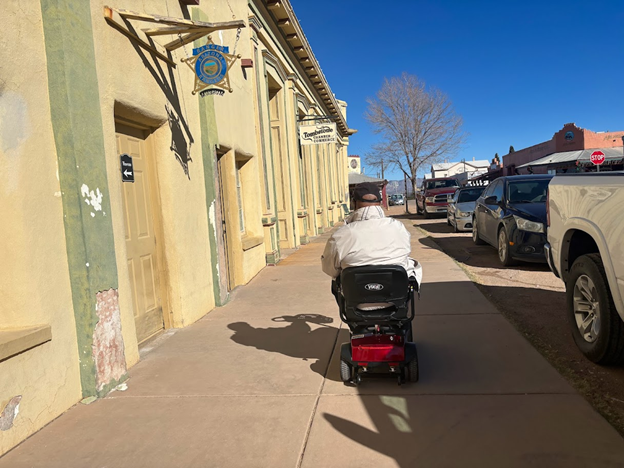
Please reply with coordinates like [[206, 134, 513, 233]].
[[299, 123, 337, 146], [182, 37, 239, 96], [120, 154, 134, 183]]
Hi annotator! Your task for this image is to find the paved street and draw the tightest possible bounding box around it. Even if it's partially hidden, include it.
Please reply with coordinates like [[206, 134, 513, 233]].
[[2, 217, 624, 468], [399, 199, 624, 435]]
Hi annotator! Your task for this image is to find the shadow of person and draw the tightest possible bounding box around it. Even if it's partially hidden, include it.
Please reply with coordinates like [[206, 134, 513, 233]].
[[228, 314, 341, 381]]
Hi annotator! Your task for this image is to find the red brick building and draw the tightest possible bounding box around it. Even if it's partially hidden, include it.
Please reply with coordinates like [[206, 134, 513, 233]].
[[503, 123, 624, 175]]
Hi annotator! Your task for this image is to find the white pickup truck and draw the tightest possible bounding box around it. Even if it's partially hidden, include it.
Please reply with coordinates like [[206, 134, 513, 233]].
[[546, 173, 624, 364]]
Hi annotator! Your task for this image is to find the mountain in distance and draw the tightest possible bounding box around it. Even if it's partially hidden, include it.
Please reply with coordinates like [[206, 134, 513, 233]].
[[386, 178, 423, 196]]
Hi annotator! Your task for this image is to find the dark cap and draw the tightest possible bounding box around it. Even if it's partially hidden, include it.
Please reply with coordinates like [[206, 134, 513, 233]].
[[353, 182, 382, 202]]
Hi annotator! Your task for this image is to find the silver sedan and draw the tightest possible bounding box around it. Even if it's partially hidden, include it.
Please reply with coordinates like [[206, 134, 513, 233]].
[[447, 186, 485, 232]]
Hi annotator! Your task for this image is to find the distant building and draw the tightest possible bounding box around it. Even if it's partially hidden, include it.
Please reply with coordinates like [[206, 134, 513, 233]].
[[431, 158, 490, 179], [348, 155, 361, 174], [503, 123, 624, 175]]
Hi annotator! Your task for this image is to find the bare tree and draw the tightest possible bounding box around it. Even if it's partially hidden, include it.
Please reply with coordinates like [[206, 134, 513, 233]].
[[365, 73, 466, 198], [364, 151, 388, 179]]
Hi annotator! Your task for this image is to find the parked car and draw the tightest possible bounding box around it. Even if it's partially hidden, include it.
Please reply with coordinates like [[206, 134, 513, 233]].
[[389, 194, 405, 206], [416, 177, 460, 218], [472, 175, 553, 266], [546, 172, 624, 364], [447, 186, 485, 232]]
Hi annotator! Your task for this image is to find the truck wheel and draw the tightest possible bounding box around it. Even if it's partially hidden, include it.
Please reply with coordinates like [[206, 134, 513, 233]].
[[566, 253, 624, 364], [498, 228, 517, 267], [472, 218, 485, 245]]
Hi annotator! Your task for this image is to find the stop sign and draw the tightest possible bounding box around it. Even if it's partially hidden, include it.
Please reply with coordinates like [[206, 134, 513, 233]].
[[590, 150, 605, 165]]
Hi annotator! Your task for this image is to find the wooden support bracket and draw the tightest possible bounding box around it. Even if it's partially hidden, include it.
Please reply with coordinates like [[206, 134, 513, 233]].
[[103, 6, 246, 64]]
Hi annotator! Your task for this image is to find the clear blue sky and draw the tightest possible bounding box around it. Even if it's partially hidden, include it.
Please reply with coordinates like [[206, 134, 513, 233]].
[[290, 0, 624, 180]]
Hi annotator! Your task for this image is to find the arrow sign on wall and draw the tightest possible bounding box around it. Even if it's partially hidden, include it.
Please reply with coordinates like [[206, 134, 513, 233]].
[[120, 154, 135, 183]]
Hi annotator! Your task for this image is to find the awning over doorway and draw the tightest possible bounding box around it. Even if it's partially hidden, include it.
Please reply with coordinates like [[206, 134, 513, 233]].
[[348, 173, 386, 186], [517, 147, 624, 169]]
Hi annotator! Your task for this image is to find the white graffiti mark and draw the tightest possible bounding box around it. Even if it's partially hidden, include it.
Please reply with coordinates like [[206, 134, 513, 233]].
[[81, 184, 103, 213]]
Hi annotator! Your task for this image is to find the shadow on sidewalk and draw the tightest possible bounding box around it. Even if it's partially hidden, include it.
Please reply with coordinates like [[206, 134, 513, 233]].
[[228, 314, 342, 381], [323, 396, 422, 467]]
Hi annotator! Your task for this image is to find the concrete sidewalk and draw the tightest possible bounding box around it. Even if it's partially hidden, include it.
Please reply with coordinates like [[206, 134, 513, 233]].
[[2, 220, 624, 468]]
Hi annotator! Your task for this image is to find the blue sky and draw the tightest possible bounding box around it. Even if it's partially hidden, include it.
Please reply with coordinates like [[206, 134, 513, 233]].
[[290, 0, 624, 180]]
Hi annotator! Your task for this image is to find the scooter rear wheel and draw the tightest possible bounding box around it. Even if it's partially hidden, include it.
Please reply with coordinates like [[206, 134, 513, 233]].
[[406, 355, 419, 383], [340, 359, 353, 384]]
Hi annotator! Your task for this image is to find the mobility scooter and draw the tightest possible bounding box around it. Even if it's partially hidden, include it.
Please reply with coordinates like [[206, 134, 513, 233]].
[[333, 265, 419, 385]]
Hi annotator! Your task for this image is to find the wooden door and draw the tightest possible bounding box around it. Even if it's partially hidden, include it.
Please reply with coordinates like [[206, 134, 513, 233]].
[[116, 125, 165, 344], [216, 152, 232, 293], [269, 89, 290, 249]]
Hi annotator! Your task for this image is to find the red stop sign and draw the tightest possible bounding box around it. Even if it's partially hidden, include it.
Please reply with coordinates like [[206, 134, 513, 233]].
[[590, 150, 605, 165]]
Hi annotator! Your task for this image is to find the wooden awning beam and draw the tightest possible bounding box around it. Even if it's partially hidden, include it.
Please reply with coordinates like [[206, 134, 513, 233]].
[[163, 30, 211, 51], [104, 6, 177, 66], [104, 6, 246, 66], [110, 7, 245, 31], [143, 26, 204, 37]]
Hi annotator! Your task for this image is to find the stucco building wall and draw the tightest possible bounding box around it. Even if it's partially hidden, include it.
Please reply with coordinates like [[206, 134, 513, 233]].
[[0, 2, 82, 454], [0, 0, 351, 456]]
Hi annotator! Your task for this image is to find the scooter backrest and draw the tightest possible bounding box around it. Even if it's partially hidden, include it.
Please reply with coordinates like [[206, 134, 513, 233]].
[[340, 265, 409, 305]]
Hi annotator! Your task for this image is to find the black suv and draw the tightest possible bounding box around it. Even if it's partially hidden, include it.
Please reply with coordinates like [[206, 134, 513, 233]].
[[472, 175, 553, 266]]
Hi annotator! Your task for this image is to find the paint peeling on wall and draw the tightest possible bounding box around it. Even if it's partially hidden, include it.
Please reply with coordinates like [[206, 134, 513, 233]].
[[80, 184, 103, 217], [208, 201, 221, 282], [92, 289, 127, 392], [0, 396, 22, 431]]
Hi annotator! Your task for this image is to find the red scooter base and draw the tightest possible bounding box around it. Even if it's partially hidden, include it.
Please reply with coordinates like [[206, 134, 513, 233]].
[[340, 341, 418, 386]]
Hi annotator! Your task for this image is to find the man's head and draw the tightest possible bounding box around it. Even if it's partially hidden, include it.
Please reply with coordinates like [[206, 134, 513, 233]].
[[353, 182, 382, 209]]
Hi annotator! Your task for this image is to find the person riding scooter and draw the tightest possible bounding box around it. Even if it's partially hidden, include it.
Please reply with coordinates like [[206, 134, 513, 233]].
[[321, 182, 422, 385], [321, 182, 422, 286]]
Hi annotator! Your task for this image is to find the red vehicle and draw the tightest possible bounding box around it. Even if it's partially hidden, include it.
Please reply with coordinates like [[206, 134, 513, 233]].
[[416, 177, 460, 218]]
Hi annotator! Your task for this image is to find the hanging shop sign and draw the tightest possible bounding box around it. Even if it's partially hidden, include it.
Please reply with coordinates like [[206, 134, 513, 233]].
[[299, 123, 337, 146], [182, 36, 240, 96]]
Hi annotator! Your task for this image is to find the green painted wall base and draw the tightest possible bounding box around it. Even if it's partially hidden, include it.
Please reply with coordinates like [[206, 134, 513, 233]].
[[41, 0, 120, 397], [266, 252, 279, 265], [300, 235, 309, 245]]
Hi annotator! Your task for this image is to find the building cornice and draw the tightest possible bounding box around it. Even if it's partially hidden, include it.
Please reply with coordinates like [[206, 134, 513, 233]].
[[258, 0, 354, 137]]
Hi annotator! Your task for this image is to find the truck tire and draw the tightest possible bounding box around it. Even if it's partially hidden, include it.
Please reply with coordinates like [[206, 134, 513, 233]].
[[566, 253, 624, 364]]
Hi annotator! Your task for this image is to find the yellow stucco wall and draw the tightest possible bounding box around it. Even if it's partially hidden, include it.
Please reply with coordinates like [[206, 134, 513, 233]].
[[90, 0, 217, 335], [0, 2, 82, 454], [0, 0, 351, 455]]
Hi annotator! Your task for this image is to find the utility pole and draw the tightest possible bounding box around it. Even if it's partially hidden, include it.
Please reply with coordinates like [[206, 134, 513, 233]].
[[381, 159, 385, 180]]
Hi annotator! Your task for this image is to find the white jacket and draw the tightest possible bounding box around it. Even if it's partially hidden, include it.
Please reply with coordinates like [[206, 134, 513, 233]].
[[321, 206, 422, 285]]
